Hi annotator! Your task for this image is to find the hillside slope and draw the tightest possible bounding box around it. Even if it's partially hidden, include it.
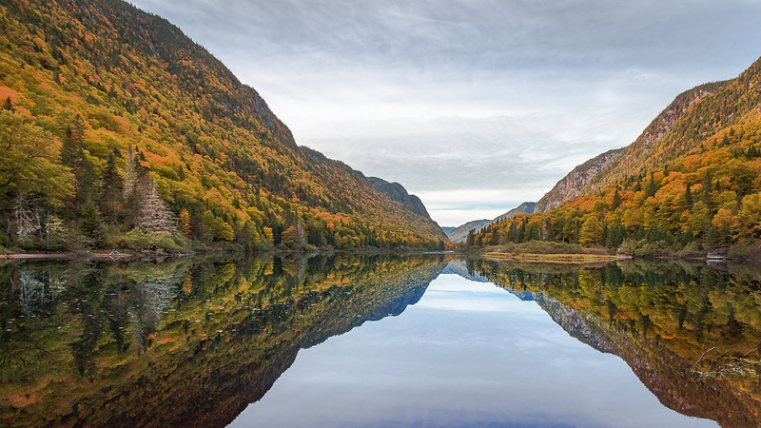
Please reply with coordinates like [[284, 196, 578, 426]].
[[535, 82, 729, 213], [472, 56, 761, 256], [0, 0, 445, 252], [535, 150, 622, 213], [367, 177, 445, 239]]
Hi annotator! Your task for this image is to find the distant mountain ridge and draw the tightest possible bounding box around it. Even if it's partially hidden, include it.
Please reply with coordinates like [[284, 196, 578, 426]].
[[494, 202, 537, 222], [445, 201, 536, 242], [445, 219, 492, 243]]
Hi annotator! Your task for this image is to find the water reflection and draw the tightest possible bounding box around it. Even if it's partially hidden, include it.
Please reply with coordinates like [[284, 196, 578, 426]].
[[0, 254, 445, 428], [0, 255, 759, 427], [467, 258, 761, 428], [234, 272, 717, 428]]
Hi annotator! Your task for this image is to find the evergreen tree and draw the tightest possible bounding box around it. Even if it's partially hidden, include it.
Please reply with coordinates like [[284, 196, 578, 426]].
[[605, 223, 625, 249], [465, 229, 475, 247], [123, 147, 145, 225], [489, 229, 500, 245], [611, 188, 622, 210], [100, 151, 124, 220], [3, 96, 13, 111], [684, 183, 693, 208], [61, 115, 86, 166], [60, 115, 97, 211], [646, 174, 658, 198], [702, 172, 713, 206], [80, 200, 102, 239]]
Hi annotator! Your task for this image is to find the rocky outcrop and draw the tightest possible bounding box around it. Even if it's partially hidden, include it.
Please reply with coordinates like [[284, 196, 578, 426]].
[[535, 149, 623, 213]]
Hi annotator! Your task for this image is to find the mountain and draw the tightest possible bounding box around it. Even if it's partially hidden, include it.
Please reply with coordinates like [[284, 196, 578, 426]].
[[472, 56, 761, 256], [445, 219, 492, 243], [0, 0, 445, 252], [445, 202, 536, 243], [493, 201, 537, 222], [534, 150, 622, 213], [366, 177, 446, 239], [534, 81, 728, 212]]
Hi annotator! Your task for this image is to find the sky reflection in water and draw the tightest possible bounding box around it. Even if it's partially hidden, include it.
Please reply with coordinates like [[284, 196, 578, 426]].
[[231, 274, 717, 428]]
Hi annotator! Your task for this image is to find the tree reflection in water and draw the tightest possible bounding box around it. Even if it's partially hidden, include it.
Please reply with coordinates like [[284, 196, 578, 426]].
[[1, 255, 760, 427]]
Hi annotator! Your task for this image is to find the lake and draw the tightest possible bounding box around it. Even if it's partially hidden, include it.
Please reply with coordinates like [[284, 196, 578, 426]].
[[1, 254, 759, 427]]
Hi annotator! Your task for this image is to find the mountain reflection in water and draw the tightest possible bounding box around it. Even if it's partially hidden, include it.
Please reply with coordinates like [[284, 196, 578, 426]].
[[0, 255, 759, 428]]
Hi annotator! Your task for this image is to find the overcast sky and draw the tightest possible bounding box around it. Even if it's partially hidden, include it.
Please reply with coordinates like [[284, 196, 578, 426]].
[[130, 0, 761, 226]]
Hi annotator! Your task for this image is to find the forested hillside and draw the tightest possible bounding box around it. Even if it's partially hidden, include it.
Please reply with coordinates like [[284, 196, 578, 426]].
[[0, 0, 446, 253], [470, 56, 761, 258], [367, 177, 436, 220]]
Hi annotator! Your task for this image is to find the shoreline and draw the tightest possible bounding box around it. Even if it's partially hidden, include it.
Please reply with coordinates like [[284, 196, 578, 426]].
[[0, 251, 184, 260], [0, 248, 454, 261], [483, 251, 631, 264]]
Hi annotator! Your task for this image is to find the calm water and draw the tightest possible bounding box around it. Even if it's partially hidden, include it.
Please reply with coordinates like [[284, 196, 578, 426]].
[[1, 255, 760, 428]]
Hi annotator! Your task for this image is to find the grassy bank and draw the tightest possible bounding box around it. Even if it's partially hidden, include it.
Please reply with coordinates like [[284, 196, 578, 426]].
[[483, 251, 627, 264]]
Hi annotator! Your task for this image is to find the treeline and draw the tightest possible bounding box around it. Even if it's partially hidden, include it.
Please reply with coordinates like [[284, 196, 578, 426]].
[[0, 109, 445, 252], [468, 121, 761, 258]]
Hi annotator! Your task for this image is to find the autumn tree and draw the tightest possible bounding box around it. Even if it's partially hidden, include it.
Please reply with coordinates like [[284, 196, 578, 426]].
[[579, 215, 603, 246], [0, 113, 73, 242], [281, 218, 307, 248], [179, 209, 192, 236]]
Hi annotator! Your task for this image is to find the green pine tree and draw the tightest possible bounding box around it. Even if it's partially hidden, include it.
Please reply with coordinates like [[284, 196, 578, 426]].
[[80, 200, 103, 240], [100, 151, 124, 221], [611, 188, 622, 209]]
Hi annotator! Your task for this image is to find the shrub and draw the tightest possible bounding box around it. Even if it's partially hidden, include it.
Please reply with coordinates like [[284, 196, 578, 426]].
[[728, 242, 761, 262], [675, 240, 704, 258], [116, 229, 188, 253], [617, 239, 670, 257]]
